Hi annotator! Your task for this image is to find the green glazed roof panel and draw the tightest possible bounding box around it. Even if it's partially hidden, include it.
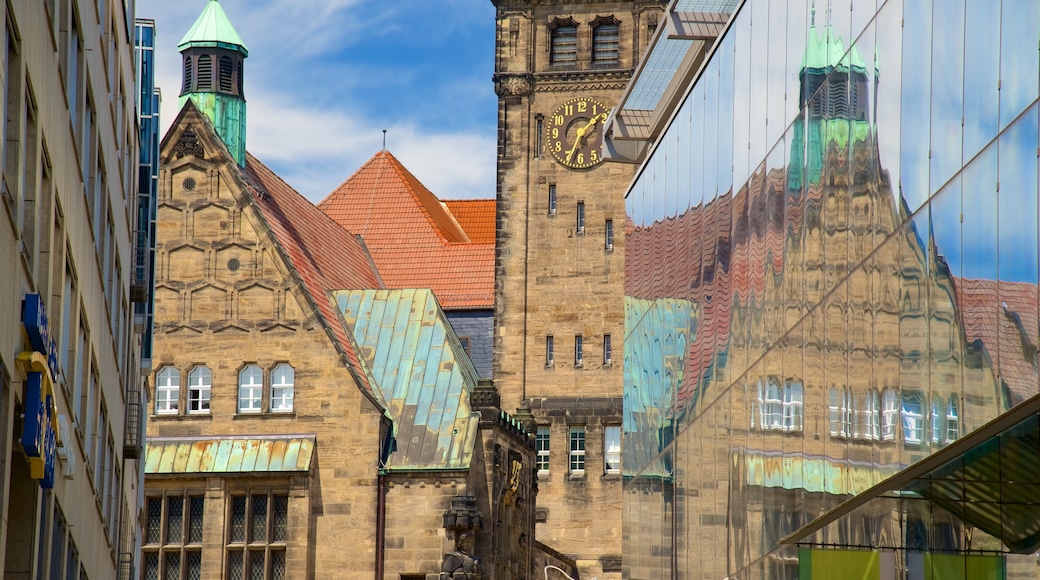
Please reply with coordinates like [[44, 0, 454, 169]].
[[145, 436, 315, 474], [178, 0, 248, 53]]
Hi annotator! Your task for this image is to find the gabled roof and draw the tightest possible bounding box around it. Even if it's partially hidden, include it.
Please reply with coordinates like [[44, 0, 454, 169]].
[[319, 150, 494, 310], [443, 199, 496, 243], [178, 0, 248, 54], [244, 152, 385, 399], [335, 288, 480, 470]]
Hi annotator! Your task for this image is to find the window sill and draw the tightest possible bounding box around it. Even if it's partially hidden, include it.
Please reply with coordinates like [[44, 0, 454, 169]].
[[233, 412, 296, 420], [602, 472, 621, 481], [151, 413, 212, 421], [537, 471, 550, 482], [567, 472, 586, 482]]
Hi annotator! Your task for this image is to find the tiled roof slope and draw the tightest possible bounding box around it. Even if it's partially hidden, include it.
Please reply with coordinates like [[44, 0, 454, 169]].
[[244, 152, 385, 399], [444, 199, 496, 243], [334, 288, 480, 470], [318, 151, 494, 310]]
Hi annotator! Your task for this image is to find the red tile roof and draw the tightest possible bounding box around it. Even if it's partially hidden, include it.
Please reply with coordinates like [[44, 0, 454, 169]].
[[243, 152, 385, 397], [444, 199, 496, 243], [318, 150, 494, 310]]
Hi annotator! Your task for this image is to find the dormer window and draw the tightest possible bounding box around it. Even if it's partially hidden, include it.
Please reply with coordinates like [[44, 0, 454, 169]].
[[591, 16, 620, 66], [549, 17, 578, 65]]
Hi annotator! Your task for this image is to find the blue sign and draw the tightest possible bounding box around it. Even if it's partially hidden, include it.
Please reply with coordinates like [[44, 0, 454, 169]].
[[20, 293, 60, 489], [21, 294, 59, 381]]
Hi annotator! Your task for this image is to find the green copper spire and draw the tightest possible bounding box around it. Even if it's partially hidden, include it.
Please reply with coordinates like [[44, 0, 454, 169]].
[[178, 0, 248, 55], [179, 0, 248, 166]]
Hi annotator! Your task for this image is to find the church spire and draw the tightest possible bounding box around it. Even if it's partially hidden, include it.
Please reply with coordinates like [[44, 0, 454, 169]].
[[179, 0, 248, 166]]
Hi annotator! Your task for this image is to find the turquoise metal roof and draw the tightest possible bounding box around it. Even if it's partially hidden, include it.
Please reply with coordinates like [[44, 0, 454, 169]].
[[335, 288, 479, 471], [144, 436, 314, 474], [623, 297, 695, 478], [178, 0, 248, 54]]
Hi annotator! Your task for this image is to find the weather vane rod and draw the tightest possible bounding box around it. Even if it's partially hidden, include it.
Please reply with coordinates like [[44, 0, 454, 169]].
[[382, 129, 387, 151]]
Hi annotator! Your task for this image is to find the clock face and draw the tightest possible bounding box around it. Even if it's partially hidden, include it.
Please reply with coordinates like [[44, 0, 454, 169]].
[[546, 97, 610, 169]]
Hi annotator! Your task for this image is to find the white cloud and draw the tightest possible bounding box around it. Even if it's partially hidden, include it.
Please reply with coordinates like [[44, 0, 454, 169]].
[[139, 0, 496, 204]]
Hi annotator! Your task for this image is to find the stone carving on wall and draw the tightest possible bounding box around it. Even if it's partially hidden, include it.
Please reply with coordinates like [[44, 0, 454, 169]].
[[440, 532, 480, 580], [494, 74, 535, 97], [174, 126, 205, 159]]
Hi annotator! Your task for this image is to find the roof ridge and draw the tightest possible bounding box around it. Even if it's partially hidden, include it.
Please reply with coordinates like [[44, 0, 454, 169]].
[[381, 151, 470, 243]]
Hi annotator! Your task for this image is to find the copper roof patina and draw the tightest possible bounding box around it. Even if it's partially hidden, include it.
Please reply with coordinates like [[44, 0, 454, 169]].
[[178, 0, 248, 54], [335, 288, 480, 471], [145, 436, 315, 474]]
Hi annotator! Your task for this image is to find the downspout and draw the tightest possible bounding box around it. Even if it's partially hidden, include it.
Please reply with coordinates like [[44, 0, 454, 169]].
[[376, 472, 387, 580]]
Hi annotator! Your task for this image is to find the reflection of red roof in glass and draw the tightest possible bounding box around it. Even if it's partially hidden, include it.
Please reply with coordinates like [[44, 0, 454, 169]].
[[954, 278, 1039, 404], [444, 199, 496, 243], [245, 153, 383, 396], [318, 151, 494, 310]]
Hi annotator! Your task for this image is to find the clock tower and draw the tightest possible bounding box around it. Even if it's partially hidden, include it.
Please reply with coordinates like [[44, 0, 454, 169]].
[[491, 1, 665, 577]]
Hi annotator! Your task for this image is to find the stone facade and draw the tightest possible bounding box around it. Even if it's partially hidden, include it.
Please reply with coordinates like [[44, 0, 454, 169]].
[[491, 1, 665, 577]]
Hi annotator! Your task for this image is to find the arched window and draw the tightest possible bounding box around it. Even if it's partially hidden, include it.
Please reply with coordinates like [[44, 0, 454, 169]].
[[156, 366, 180, 414], [946, 396, 959, 442], [271, 363, 294, 412], [196, 55, 212, 91], [238, 365, 263, 413], [783, 382, 803, 432], [881, 390, 899, 440], [219, 56, 233, 92], [591, 17, 619, 65], [763, 380, 782, 430], [549, 18, 578, 65], [182, 55, 193, 93], [187, 366, 212, 414]]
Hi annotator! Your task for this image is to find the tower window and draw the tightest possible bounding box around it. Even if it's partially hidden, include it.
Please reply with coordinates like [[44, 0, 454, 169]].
[[548, 184, 557, 215], [591, 17, 620, 65], [236, 59, 244, 96], [605, 219, 613, 250], [549, 18, 578, 65], [546, 335, 554, 367], [576, 201, 585, 233], [182, 55, 193, 93], [196, 55, 212, 91], [219, 56, 233, 92], [603, 334, 612, 365], [574, 335, 583, 367], [536, 115, 544, 157]]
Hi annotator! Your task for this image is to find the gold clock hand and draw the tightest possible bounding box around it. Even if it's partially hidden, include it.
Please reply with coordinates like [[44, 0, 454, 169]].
[[565, 115, 603, 163]]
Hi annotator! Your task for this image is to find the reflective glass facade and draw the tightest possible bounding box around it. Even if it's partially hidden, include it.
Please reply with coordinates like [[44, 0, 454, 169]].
[[621, 0, 1040, 577]]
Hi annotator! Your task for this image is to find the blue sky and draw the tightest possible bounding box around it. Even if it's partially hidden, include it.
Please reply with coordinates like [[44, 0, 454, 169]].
[[138, 0, 498, 203]]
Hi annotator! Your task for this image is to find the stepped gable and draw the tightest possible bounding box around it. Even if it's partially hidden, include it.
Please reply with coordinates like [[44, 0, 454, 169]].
[[318, 150, 494, 310], [243, 151, 384, 398]]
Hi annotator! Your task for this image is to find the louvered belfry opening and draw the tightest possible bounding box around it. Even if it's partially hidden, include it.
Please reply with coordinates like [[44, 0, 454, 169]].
[[181, 47, 245, 98]]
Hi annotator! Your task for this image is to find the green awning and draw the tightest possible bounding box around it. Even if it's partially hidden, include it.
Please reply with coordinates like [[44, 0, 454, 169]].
[[145, 435, 315, 474]]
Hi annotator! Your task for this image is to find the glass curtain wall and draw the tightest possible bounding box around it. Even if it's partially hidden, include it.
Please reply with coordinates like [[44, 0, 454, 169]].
[[623, 0, 1040, 577]]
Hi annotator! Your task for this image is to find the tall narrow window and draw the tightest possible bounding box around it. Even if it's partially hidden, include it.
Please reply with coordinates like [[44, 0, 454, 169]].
[[546, 335, 554, 367], [930, 396, 944, 444], [549, 20, 577, 65], [576, 201, 585, 233], [236, 59, 244, 96], [902, 392, 924, 444], [182, 55, 193, 93], [763, 380, 782, 430], [143, 494, 204, 580], [187, 366, 211, 414], [783, 382, 803, 432], [536, 426, 550, 474], [946, 396, 959, 442], [196, 55, 212, 91], [604, 219, 614, 250], [548, 183, 557, 215], [828, 387, 853, 437], [861, 391, 880, 440], [219, 56, 233, 92], [238, 365, 263, 413], [603, 334, 612, 365], [574, 335, 583, 367], [155, 366, 179, 414], [604, 425, 621, 473], [568, 426, 586, 473], [226, 493, 288, 580], [881, 390, 898, 440], [592, 18, 620, 65], [270, 363, 294, 412], [535, 115, 544, 157]]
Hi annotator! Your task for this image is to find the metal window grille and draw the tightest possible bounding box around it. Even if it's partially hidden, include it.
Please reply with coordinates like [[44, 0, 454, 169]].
[[593, 23, 619, 64]]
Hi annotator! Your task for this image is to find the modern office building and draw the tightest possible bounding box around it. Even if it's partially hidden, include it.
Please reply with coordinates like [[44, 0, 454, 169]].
[[0, 1, 147, 579], [610, 0, 1040, 578]]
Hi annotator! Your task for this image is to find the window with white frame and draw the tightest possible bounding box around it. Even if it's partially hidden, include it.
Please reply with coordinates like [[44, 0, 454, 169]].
[[156, 366, 180, 415], [828, 387, 853, 437], [902, 392, 924, 444], [762, 380, 783, 430], [860, 391, 880, 440], [881, 389, 899, 440], [187, 366, 211, 414], [569, 426, 585, 473], [238, 365, 263, 413], [930, 396, 944, 444], [270, 364, 294, 412], [536, 426, 550, 474], [782, 382, 803, 432], [604, 425, 621, 473], [946, 396, 959, 442]]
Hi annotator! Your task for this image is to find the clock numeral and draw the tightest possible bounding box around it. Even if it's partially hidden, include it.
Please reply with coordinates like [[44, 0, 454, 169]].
[[552, 128, 559, 139], [578, 100, 587, 113], [593, 104, 598, 115], [555, 142, 562, 152], [554, 114, 564, 126], [564, 104, 573, 116], [591, 149, 598, 162], [577, 153, 584, 165]]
